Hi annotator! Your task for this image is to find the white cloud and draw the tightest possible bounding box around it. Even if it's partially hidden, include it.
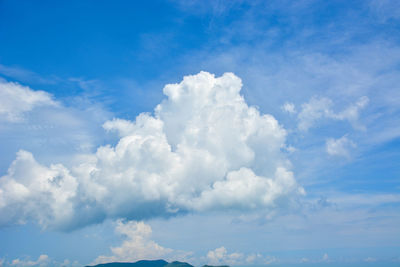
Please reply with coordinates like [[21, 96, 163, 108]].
[[0, 72, 303, 230], [331, 96, 369, 130], [11, 255, 50, 267], [0, 150, 78, 229], [297, 97, 333, 131], [245, 253, 259, 263], [297, 96, 369, 131], [325, 135, 356, 158], [281, 102, 296, 114], [96, 221, 276, 266], [0, 80, 57, 122], [103, 118, 137, 137], [207, 247, 276, 266], [192, 167, 300, 211], [8, 256, 79, 267], [207, 247, 243, 265], [0, 78, 110, 175], [94, 221, 175, 264]]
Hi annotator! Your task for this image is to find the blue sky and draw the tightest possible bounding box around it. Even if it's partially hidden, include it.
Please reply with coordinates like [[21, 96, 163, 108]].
[[0, 0, 400, 266]]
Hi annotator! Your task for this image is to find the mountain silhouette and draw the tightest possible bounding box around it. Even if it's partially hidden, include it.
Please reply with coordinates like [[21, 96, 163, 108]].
[[86, 259, 228, 267], [86, 259, 169, 267]]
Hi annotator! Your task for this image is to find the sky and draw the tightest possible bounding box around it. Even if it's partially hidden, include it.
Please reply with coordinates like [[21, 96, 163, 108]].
[[0, 0, 400, 266]]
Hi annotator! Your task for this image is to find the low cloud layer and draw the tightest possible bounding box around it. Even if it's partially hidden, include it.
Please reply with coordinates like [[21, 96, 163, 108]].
[[0, 72, 303, 230], [5, 255, 79, 267], [207, 247, 276, 266], [11, 255, 50, 267], [207, 247, 243, 265]]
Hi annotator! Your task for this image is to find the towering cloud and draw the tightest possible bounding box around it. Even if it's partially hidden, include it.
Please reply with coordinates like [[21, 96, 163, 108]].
[[0, 72, 304, 230], [94, 221, 174, 264]]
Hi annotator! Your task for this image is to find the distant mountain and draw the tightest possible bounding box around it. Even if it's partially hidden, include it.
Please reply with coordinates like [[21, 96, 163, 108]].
[[86, 259, 228, 267], [86, 259, 168, 267], [165, 261, 194, 267]]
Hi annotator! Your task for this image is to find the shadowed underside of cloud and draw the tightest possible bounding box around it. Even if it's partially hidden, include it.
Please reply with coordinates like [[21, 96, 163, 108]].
[[0, 71, 304, 230]]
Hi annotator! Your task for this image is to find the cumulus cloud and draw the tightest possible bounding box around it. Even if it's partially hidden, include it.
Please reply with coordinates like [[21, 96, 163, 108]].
[[207, 247, 243, 265], [8, 255, 79, 267], [0, 72, 304, 230], [246, 253, 276, 265], [326, 135, 356, 158], [281, 102, 296, 114], [96, 221, 274, 266], [332, 96, 369, 130], [0, 150, 78, 228], [207, 247, 276, 266], [11, 255, 50, 267], [94, 221, 176, 264], [297, 96, 369, 131], [0, 80, 57, 122], [297, 97, 333, 131]]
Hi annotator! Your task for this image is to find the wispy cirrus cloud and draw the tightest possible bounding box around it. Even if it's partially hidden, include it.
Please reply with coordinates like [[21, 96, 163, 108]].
[[0, 64, 58, 85], [0, 78, 111, 174]]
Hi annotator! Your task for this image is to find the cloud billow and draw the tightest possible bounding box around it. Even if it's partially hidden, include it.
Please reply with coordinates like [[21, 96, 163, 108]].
[[0, 79, 57, 122], [0, 72, 304, 230]]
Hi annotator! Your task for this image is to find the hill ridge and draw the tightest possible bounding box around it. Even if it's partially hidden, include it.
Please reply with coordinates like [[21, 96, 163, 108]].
[[85, 259, 229, 267]]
